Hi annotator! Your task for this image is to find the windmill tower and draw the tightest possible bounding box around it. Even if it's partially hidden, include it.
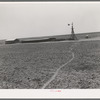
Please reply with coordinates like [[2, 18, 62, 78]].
[[68, 22, 77, 40]]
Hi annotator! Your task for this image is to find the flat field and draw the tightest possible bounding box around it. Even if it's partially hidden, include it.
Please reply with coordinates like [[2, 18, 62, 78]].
[[0, 40, 100, 89], [46, 40, 100, 89], [0, 42, 73, 89]]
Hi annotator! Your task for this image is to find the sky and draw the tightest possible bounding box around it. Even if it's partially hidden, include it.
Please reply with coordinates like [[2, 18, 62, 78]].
[[0, 2, 100, 40]]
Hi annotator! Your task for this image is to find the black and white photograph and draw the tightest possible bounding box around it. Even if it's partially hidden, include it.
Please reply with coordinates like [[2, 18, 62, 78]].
[[0, 1, 100, 91]]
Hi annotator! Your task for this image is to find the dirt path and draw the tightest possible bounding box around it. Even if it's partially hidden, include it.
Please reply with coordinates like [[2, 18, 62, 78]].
[[41, 45, 75, 89]]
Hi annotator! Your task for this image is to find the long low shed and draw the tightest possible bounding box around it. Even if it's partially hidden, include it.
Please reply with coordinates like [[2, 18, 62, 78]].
[[5, 38, 57, 44]]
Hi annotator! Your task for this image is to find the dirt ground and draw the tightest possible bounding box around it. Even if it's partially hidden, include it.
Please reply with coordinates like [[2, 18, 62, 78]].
[[0, 38, 100, 89], [0, 42, 73, 89], [46, 40, 100, 89]]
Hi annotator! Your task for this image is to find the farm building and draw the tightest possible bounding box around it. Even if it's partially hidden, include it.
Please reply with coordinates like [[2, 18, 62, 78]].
[[5, 38, 57, 44], [19, 38, 57, 43], [5, 39, 20, 44]]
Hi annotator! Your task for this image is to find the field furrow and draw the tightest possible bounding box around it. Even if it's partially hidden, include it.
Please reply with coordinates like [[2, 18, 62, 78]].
[[0, 42, 74, 89], [46, 40, 100, 89]]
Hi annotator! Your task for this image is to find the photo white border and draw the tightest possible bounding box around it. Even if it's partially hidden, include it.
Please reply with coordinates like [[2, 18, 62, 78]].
[[0, 89, 100, 98]]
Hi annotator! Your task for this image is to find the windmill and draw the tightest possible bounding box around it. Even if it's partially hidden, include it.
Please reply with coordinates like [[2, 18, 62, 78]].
[[68, 22, 77, 40]]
